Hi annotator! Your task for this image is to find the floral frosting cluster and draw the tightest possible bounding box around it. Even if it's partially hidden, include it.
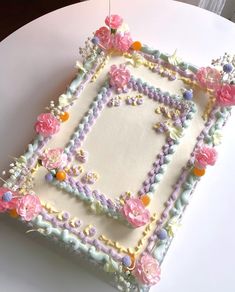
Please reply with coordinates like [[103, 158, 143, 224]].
[[108, 64, 131, 92], [35, 113, 60, 137], [121, 197, 150, 228], [0, 187, 42, 221], [193, 146, 217, 177], [195, 146, 217, 169], [93, 14, 133, 53], [196, 66, 235, 107], [121, 253, 161, 286], [40, 148, 67, 170], [135, 254, 161, 285], [40, 148, 68, 183]]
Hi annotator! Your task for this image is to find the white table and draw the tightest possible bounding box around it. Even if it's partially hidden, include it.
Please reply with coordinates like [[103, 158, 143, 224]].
[[0, 0, 235, 291]]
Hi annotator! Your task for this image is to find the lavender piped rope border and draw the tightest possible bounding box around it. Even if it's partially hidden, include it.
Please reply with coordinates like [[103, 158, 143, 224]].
[[6, 51, 104, 191], [144, 106, 226, 253], [48, 72, 195, 222]]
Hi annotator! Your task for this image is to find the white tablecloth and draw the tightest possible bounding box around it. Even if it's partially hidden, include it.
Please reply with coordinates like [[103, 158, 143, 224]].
[[0, 0, 235, 291]]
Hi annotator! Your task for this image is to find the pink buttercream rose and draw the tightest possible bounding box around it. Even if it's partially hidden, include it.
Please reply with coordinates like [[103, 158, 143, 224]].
[[122, 198, 150, 227], [109, 64, 131, 89], [135, 254, 161, 285], [196, 67, 221, 90], [40, 148, 67, 170], [16, 194, 42, 221], [113, 32, 133, 52], [0, 187, 19, 213], [35, 113, 60, 137], [105, 14, 123, 29], [195, 146, 217, 169], [95, 26, 112, 50], [216, 84, 235, 107]]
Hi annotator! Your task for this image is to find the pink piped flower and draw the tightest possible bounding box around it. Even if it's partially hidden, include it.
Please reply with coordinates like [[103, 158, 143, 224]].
[[216, 84, 235, 107], [195, 146, 217, 169], [95, 26, 113, 50], [135, 254, 161, 285], [40, 148, 67, 170], [35, 113, 60, 137], [16, 194, 42, 221], [113, 32, 133, 52], [109, 64, 131, 90], [0, 187, 19, 213], [122, 198, 150, 227], [105, 14, 123, 29], [196, 67, 221, 90]]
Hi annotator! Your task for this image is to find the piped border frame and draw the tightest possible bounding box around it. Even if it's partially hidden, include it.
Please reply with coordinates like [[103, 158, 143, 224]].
[[47, 68, 196, 223]]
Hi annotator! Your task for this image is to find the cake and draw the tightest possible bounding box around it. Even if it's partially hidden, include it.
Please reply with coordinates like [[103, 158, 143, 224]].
[[1, 14, 234, 291]]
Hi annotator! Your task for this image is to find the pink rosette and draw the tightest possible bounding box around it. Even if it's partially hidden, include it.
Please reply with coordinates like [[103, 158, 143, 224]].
[[35, 113, 60, 137], [16, 194, 42, 221], [122, 198, 150, 227], [40, 148, 67, 170], [0, 187, 19, 213], [109, 64, 131, 90], [95, 26, 113, 50], [196, 67, 221, 90], [216, 84, 235, 107], [105, 14, 123, 29], [113, 32, 133, 52], [135, 254, 161, 285], [195, 146, 217, 169]]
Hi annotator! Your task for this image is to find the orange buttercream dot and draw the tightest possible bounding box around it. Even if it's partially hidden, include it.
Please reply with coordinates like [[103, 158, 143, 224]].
[[193, 167, 206, 177], [9, 209, 19, 218], [132, 41, 142, 51], [140, 194, 151, 206], [127, 254, 136, 271], [56, 170, 67, 181], [60, 112, 69, 122]]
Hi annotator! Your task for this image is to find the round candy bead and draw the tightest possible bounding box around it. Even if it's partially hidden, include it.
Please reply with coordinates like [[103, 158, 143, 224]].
[[183, 90, 193, 100], [156, 228, 168, 240], [169, 75, 176, 81], [140, 194, 151, 206], [125, 254, 136, 271], [223, 63, 233, 73], [91, 37, 100, 45], [122, 255, 132, 267], [60, 112, 69, 122], [193, 167, 206, 177], [131, 41, 142, 51], [56, 170, 66, 181], [45, 173, 54, 182], [2, 191, 13, 202]]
